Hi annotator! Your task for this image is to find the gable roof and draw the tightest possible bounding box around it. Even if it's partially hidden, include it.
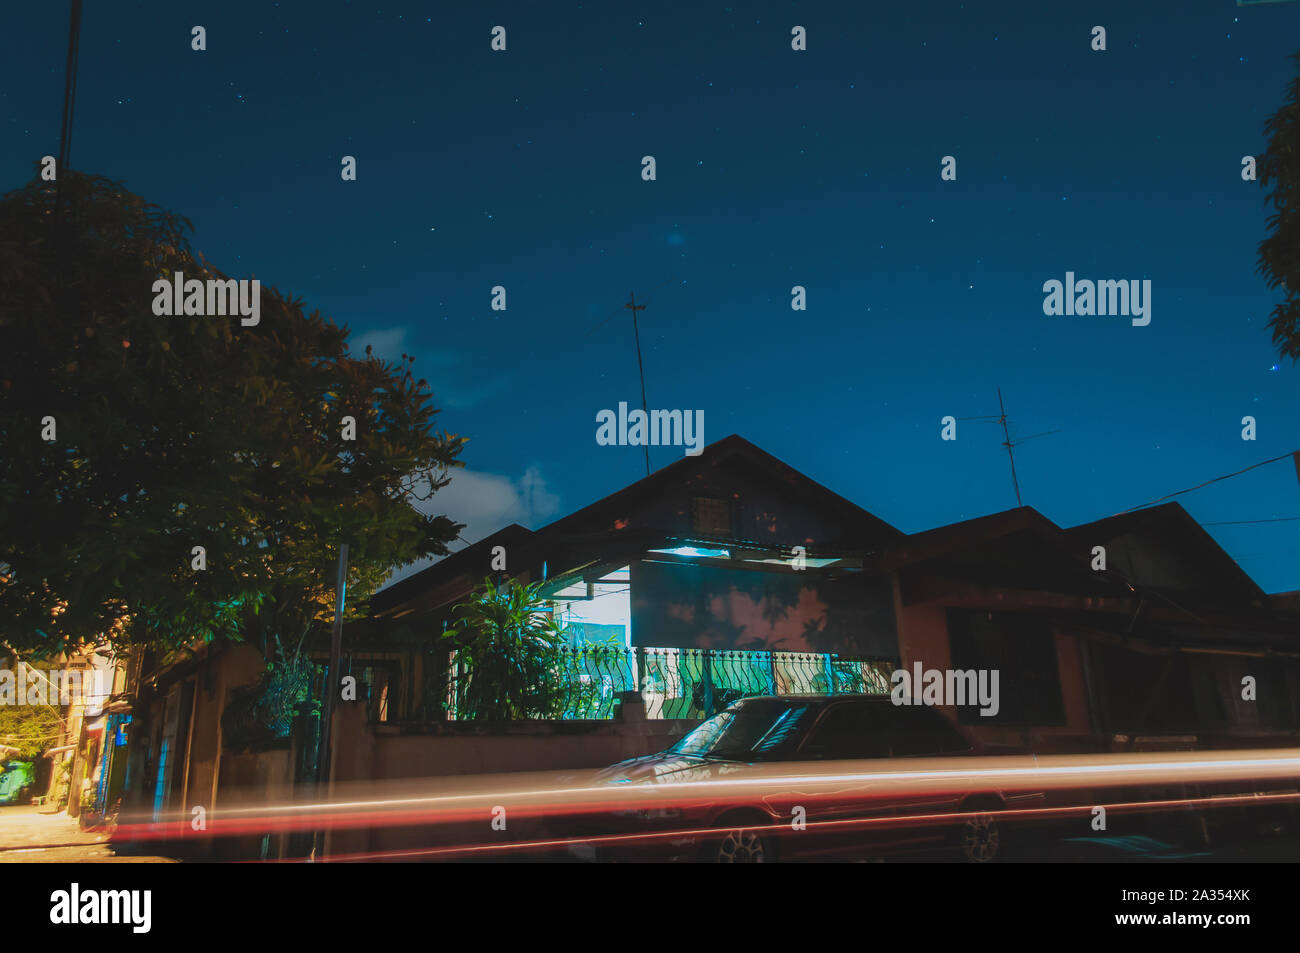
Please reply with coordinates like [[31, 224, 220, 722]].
[[880, 506, 1063, 569], [882, 501, 1279, 611], [882, 506, 1136, 604], [1063, 503, 1266, 605], [540, 434, 902, 543], [371, 434, 901, 618]]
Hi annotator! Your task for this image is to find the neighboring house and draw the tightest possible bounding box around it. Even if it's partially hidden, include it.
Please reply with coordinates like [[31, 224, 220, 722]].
[[887, 502, 1300, 753], [0, 649, 128, 813], [45, 649, 133, 818]]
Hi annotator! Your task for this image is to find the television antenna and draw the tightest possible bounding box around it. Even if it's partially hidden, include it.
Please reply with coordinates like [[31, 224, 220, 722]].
[[959, 388, 1059, 508], [588, 277, 681, 477]]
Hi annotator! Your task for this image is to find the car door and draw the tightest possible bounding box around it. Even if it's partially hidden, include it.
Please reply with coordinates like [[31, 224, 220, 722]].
[[770, 701, 978, 857], [876, 704, 973, 836], [761, 701, 896, 858]]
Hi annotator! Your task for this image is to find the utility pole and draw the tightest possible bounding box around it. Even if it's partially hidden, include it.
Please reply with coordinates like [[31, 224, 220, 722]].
[[625, 292, 652, 477], [311, 543, 348, 861], [53, 0, 84, 287], [58, 0, 83, 174]]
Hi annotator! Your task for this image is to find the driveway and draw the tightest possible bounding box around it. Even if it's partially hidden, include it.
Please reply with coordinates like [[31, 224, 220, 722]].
[[0, 803, 178, 862], [0, 803, 109, 852]]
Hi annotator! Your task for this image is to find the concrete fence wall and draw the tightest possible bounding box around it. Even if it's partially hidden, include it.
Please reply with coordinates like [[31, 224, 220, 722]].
[[323, 694, 700, 858], [333, 705, 696, 782], [212, 745, 294, 860]]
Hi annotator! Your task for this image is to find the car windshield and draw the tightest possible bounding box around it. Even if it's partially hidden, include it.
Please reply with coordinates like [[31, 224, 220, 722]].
[[668, 700, 815, 761]]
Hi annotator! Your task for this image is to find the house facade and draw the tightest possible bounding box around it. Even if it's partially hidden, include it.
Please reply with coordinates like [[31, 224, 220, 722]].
[[85, 434, 1300, 859], [888, 502, 1300, 753], [370, 435, 1300, 753], [369, 435, 906, 721]]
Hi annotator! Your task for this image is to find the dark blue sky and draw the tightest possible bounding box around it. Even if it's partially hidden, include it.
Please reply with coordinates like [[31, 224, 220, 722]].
[[7, 1, 1300, 591]]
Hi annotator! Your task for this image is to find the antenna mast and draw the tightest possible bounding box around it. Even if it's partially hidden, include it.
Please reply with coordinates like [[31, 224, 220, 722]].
[[997, 388, 1022, 507], [626, 292, 651, 477]]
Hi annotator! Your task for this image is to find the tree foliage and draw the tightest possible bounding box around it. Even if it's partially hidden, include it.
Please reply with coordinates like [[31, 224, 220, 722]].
[[1259, 48, 1300, 362], [0, 170, 466, 660], [221, 635, 319, 747], [0, 702, 62, 762], [441, 578, 576, 720]]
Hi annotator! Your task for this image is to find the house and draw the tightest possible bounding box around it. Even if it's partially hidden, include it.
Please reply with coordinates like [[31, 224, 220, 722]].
[[5, 649, 129, 816], [367, 434, 906, 721], [106, 435, 910, 857], [105, 434, 1300, 860], [887, 502, 1300, 753], [368, 436, 1300, 753]]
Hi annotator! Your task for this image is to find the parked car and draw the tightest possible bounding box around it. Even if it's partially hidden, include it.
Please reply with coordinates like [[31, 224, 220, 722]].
[[573, 694, 1044, 863]]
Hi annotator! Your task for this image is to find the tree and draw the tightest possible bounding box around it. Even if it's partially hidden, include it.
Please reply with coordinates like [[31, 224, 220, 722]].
[[0, 702, 62, 762], [0, 170, 466, 660], [442, 578, 578, 720], [1259, 48, 1300, 362]]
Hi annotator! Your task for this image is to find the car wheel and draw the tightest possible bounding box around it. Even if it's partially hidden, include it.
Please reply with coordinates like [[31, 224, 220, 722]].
[[707, 820, 775, 863], [956, 811, 1001, 863]]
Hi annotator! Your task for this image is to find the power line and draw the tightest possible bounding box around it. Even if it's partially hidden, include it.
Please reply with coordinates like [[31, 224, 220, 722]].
[[1203, 516, 1300, 526], [1114, 451, 1300, 516]]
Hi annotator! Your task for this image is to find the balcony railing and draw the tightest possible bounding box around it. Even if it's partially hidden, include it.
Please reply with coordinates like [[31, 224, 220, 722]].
[[445, 646, 896, 721]]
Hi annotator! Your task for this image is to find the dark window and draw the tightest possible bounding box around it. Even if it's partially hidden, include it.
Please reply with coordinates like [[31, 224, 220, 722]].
[[801, 702, 892, 760], [884, 705, 972, 756], [1088, 643, 1197, 733], [947, 610, 1065, 726], [691, 497, 732, 537], [1188, 657, 1228, 726], [1257, 661, 1300, 731]]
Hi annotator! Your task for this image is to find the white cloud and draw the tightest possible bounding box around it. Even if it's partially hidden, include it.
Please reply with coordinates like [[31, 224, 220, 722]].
[[385, 465, 561, 585], [433, 465, 560, 535]]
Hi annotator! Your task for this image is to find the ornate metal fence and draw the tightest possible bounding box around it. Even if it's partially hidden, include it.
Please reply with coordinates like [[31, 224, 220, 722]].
[[446, 646, 895, 720]]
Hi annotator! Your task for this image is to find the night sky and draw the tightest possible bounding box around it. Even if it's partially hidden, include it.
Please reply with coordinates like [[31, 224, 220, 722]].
[[6, 2, 1300, 592]]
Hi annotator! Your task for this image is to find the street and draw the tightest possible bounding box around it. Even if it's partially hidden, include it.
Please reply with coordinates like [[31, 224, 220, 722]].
[[0, 804, 177, 864]]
